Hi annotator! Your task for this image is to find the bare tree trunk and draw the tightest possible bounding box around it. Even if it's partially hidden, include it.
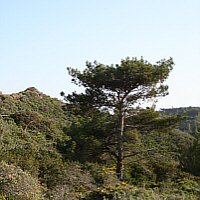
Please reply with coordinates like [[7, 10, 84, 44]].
[[117, 107, 124, 181]]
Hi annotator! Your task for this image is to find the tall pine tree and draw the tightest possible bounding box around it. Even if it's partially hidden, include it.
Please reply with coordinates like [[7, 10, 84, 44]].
[[62, 57, 184, 180]]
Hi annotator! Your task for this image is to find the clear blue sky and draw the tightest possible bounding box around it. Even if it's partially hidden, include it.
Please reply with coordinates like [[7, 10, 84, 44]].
[[0, 0, 200, 110]]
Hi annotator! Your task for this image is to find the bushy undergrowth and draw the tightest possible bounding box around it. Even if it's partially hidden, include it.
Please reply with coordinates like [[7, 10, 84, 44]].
[[51, 162, 97, 199], [0, 161, 44, 199]]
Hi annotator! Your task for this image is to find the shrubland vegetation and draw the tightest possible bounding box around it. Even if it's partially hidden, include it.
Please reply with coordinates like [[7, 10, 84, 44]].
[[160, 107, 200, 135], [0, 57, 200, 199]]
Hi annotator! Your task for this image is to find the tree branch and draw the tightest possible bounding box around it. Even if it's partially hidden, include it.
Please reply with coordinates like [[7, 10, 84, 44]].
[[125, 124, 151, 128], [102, 147, 118, 159], [124, 110, 147, 119], [124, 148, 156, 158], [102, 142, 117, 146], [132, 154, 164, 163]]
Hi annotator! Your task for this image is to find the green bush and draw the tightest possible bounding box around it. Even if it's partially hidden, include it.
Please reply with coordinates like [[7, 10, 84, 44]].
[[124, 162, 151, 184], [0, 161, 44, 199], [11, 111, 58, 140], [152, 161, 179, 182], [85, 183, 135, 200]]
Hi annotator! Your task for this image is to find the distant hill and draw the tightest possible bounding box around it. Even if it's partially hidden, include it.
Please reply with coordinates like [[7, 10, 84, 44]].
[[160, 107, 200, 135]]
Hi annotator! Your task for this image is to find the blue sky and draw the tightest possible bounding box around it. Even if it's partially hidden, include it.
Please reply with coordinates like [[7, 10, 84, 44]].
[[0, 0, 200, 110]]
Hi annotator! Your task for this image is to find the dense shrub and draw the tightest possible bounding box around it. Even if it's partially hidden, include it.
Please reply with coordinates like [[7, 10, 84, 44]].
[[0, 161, 44, 199], [0, 117, 66, 189], [124, 162, 152, 184], [180, 132, 200, 176], [11, 111, 58, 140], [152, 161, 179, 182], [52, 162, 97, 199]]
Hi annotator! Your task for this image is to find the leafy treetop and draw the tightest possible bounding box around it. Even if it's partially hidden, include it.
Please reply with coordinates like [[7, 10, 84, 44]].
[[64, 57, 174, 110]]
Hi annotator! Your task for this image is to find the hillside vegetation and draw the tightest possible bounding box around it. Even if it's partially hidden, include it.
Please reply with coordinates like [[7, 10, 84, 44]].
[[160, 107, 200, 135], [0, 87, 199, 199]]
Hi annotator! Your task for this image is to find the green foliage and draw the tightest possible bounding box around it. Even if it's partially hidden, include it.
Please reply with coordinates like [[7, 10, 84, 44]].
[[63, 106, 116, 162], [85, 183, 135, 200], [51, 162, 97, 200], [65, 57, 174, 108], [83, 162, 105, 185], [0, 87, 199, 199], [180, 135, 200, 176], [11, 111, 58, 140], [160, 107, 200, 135], [138, 129, 193, 163], [124, 162, 151, 184], [0, 117, 66, 188], [151, 161, 179, 182], [0, 88, 74, 190], [85, 179, 200, 200], [179, 113, 200, 176], [63, 57, 185, 180], [0, 161, 44, 199]]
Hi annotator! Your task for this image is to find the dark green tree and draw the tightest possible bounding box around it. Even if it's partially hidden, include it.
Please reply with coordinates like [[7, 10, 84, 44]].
[[180, 112, 200, 176], [62, 57, 183, 180], [63, 106, 115, 162]]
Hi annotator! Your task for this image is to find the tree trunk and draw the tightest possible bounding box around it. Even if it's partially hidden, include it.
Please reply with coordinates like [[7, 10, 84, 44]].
[[117, 108, 124, 181]]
